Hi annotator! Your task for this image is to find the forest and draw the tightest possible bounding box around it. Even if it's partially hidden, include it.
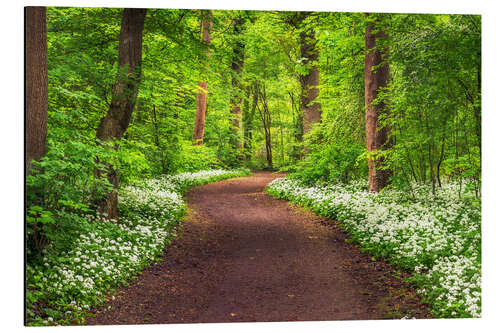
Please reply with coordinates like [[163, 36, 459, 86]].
[[25, 6, 481, 326]]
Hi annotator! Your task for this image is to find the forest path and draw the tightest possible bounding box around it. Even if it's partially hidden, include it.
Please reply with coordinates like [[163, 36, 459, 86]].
[[86, 171, 429, 325]]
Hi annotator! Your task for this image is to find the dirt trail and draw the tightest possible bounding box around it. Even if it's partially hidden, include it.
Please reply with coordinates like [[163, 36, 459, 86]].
[[86, 171, 429, 325]]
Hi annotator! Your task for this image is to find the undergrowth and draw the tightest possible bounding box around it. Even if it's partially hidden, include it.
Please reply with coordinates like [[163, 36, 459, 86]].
[[266, 177, 481, 318], [26, 168, 250, 326]]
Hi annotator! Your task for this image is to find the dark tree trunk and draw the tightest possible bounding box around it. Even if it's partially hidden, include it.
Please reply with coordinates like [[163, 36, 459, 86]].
[[25, 7, 48, 174], [95, 8, 147, 220], [289, 91, 303, 160], [279, 111, 285, 165], [193, 10, 212, 145], [257, 84, 272, 169], [364, 14, 392, 192], [299, 28, 321, 138], [229, 17, 245, 155], [475, 51, 481, 157], [437, 133, 446, 188], [242, 86, 251, 157], [151, 103, 167, 173], [282, 12, 319, 157], [243, 85, 257, 161]]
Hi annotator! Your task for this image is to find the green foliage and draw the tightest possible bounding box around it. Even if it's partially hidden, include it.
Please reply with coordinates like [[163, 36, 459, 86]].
[[26, 169, 249, 326], [173, 142, 223, 172], [26, 138, 114, 259], [291, 142, 367, 185], [41, 8, 481, 188], [289, 120, 367, 184], [116, 140, 152, 183], [383, 14, 481, 192]]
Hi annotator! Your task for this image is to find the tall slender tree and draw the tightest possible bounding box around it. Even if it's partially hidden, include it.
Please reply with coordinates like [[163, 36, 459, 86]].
[[364, 13, 391, 192], [95, 8, 147, 220], [243, 84, 258, 161], [282, 12, 321, 156], [288, 91, 303, 161], [229, 16, 245, 155], [256, 83, 272, 168], [193, 10, 212, 145], [299, 24, 321, 137], [25, 7, 48, 174]]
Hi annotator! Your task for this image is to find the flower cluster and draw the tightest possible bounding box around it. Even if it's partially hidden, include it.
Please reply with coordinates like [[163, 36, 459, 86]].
[[26, 168, 250, 326], [266, 177, 481, 318]]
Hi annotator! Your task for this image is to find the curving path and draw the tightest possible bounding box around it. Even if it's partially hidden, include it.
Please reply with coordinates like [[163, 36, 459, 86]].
[[86, 171, 429, 325]]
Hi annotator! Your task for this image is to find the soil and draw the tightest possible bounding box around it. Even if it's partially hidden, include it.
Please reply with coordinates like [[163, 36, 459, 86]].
[[85, 171, 431, 325]]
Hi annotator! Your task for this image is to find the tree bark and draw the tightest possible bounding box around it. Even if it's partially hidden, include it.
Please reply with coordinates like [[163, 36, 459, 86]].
[[257, 84, 272, 169], [436, 133, 446, 188], [193, 10, 212, 145], [289, 91, 303, 160], [364, 14, 391, 192], [229, 17, 245, 154], [95, 8, 147, 220], [243, 85, 257, 160], [25, 7, 48, 175], [299, 28, 321, 137]]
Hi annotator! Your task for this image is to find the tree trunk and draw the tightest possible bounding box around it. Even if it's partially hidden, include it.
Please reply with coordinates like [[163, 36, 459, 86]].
[[95, 8, 147, 220], [25, 7, 48, 175], [299, 28, 321, 138], [475, 51, 481, 157], [257, 83, 272, 169], [279, 111, 285, 165], [243, 85, 257, 161], [151, 103, 167, 173], [289, 91, 303, 160], [437, 133, 446, 188], [193, 10, 212, 145], [364, 14, 392, 192], [229, 17, 245, 155]]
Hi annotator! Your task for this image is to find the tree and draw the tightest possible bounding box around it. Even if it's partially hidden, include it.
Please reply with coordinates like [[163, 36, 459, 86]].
[[299, 23, 322, 137], [243, 84, 258, 160], [289, 91, 303, 160], [280, 11, 322, 155], [229, 16, 245, 155], [364, 14, 391, 192], [26, 7, 48, 174], [95, 8, 147, 220], [193, 10, 212, 145], [256, 82, 273, 169]]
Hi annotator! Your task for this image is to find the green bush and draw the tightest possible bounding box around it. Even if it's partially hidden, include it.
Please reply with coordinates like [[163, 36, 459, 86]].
[[116, 139, 152, 184], [26, 139, 113, 260], [171, 142, 224, 172], [291, 143, 367, 185]]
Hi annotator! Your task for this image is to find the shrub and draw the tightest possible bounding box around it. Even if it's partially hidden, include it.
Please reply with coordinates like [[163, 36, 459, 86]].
[[290, 143, 367, 185], [26, 139, 113, 260]]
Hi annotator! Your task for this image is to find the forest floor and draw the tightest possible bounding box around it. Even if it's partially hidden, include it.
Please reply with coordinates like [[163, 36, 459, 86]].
[[85, 171, 431, 325]]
